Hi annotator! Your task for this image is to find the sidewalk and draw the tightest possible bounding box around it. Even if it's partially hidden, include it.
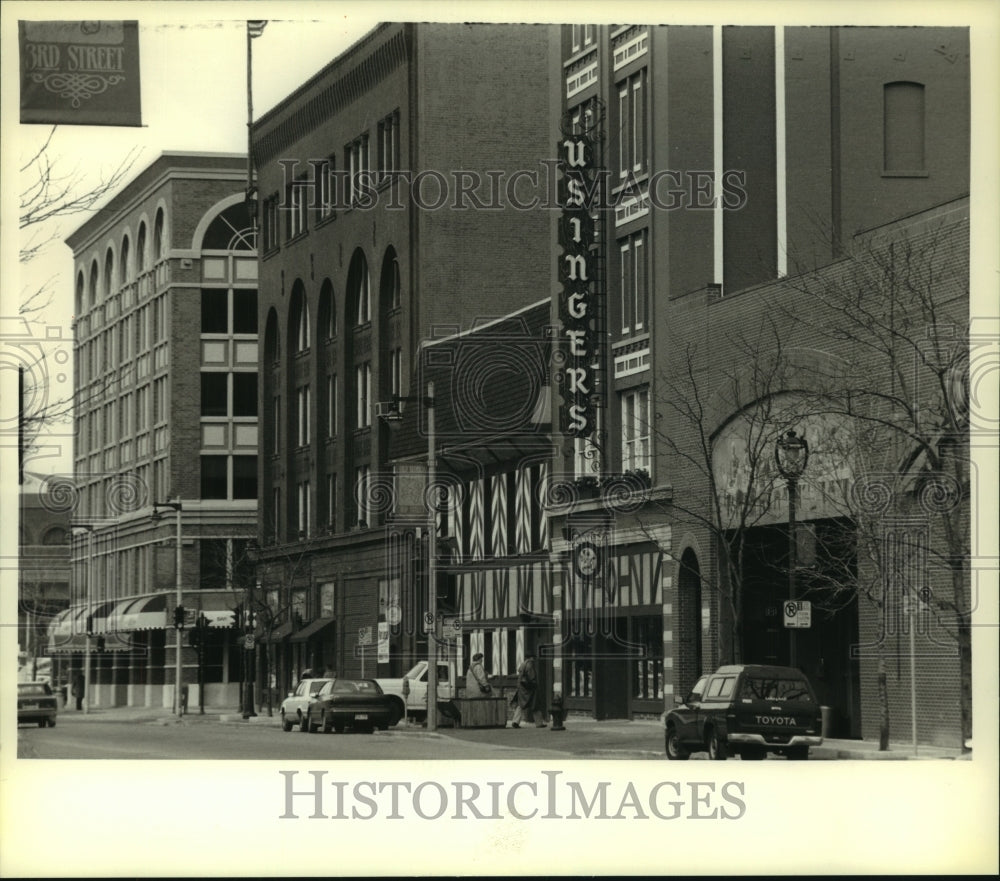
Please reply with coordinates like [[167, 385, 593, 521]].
[[57, 704, 969, 759]]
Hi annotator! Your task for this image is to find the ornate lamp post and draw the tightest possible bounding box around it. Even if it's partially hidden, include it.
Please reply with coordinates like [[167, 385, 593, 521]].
[[775, 429, 809, 669], [152, 499, 184, 715]]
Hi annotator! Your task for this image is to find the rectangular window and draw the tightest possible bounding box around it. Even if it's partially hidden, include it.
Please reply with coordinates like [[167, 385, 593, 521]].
[[201, 289, 228, 334], [153, 295, 167, 343], [263, 194, 279, 252], [201, 373, 228, 417], [326, 473, 336, 531], [233, 455, 257, 499], [620, 387, 650, 472], [356, 363, 371, 428], [355, 466, 371, 525], [316, 157, 335, 221], [377, 111, 399, 184], [298, 480, 311, 537], [619, 230, 647, 335], [136, 385, 149, 430], [327, 374, 337, 438], [297, 385, 311, 447], [201, 455, 228, 499], [233, 373, 258, 417], [617, 69, 648, 178], [153, 377, 167, 424], [631, 615, 664, 700], [287, 178, 308, 238], [233, 289, 258, 334], [346, 133, 370, 206]]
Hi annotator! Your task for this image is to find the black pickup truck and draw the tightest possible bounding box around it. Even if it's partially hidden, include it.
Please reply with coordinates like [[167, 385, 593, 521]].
[[665, 664, 823, 760]]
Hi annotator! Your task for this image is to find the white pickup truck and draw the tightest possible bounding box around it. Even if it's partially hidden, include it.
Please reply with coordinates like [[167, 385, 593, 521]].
[[375, 659, 458, 724]]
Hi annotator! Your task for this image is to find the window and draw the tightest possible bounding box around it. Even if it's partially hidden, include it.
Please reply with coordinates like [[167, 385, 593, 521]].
[[233, 373, 258, 417], [316, 156, 335, 221], [201, 455, 228, 499], [104, 249, 114, 298], [619, 230, 647, 335], [201, 290, 228, 333], [884, 81, 925, 173], [327, 375, 337, 438], [297, 385, 311, 447], [298, 480, 311, 537], [377, 111, 399, 184], [617, 69, 647, 178], [355, 363, 371, 428], [286, 177, 308, 239], [570, 24, 593, 52], [153, 377, 168, 424], [233, 290, 258, 334], [136, 385, 149, 431], [272, 396, 281, 453], [345, 133, 370, 206], [136, 223, 147, 272], [201, 373, 228, 417], [326, 474, 336, 531], [352, 257, 371, 325], [390, 349, 402, 398], [263, 194, 279, 252], [620, 387, 650, 472], [152, 295, 167, 342], [631, 615, 664, 700], [120, 236, 131, 282], [153, 208, 165, 261], [296, 304, 310, 353], [233, 455, 257, 499], [355, 465, 371, 526]]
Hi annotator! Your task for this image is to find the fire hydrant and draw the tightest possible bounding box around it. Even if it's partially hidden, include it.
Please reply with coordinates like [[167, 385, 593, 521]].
[[550, 694, 566, 731]]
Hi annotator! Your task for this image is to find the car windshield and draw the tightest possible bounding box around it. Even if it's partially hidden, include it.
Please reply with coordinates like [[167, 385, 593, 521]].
[[19, 683, 52, 696], [740, 675, 813, 702]]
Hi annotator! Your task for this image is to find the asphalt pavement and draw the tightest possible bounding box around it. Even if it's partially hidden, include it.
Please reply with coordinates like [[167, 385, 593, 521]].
[[53, 704, 968, 760]]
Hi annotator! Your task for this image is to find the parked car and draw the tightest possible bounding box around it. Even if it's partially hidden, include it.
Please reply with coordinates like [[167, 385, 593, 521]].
[[18, 681, 58, 728], [280, 678, 336, 732], [664, 664, 823, 761], [305, 679, 396, 734]]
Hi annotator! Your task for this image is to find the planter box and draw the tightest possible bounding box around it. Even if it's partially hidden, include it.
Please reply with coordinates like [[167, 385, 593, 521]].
[[454, 696, 508, 728]]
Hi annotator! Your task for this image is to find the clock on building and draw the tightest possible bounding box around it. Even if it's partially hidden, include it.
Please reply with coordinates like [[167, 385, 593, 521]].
[[574, 541, 600, 578]]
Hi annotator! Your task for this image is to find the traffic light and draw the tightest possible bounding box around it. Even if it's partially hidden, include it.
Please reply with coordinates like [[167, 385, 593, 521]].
[[231, 604, 243, 631], [173, 604, 186, 629]]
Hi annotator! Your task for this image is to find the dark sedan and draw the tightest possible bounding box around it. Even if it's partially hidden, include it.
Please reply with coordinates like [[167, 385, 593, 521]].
[[18, 682, 58, 727], [305, 678, 396, 733]]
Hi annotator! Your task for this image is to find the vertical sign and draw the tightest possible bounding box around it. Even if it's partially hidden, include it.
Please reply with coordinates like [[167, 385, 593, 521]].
[[20, 21, 142, 126]]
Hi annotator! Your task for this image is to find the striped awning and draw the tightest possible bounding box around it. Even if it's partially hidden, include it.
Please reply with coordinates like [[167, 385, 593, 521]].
[[47, 606, 132, 654], [117, 594, 168, 631]]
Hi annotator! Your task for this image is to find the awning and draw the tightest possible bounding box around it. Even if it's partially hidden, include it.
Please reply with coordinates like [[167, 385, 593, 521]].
[[202, 609, 235, 629], [264, 622, 293, 643], [289, 617, 336, 643], [105, 598, 140, 633], [47, 606, 88, 652], [118, 594, 168, 631], [90, 600, 116, 634]]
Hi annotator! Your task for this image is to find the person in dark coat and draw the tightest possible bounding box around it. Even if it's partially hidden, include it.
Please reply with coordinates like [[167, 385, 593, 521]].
[[512, 651, 546, 728], [71, 672, 85, 711]]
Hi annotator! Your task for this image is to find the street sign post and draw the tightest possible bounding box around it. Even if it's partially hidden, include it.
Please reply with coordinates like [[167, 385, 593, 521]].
[[358, 626, 372, 677], [783, 600, 812, 629]]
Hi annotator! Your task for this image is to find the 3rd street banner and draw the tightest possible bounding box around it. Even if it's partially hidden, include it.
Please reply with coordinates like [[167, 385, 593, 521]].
[[19, 21, 142, 126]]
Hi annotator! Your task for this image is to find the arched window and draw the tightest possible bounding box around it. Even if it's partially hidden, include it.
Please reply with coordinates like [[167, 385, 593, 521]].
[[120, 235, 131, 282], [201, 202, 256, 251], [75, 271, 85, 314], [289, 282, 310, 354], [380, 248, 401, 313], [104, 248, 115, 298], [136, 222, 147, 272], [89, 261, 99, 307], [884, 81, 925, 173], [348, 250, 370, 326], [153, 207, 165, 261]]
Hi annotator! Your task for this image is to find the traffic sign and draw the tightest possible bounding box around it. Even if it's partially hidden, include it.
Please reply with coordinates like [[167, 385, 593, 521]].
[[422, 611, 434, 633], [441, 616, 462, 641], [358, 625, 372, 646], [386, 604, 402, 626], [783, 600, 811, 629]]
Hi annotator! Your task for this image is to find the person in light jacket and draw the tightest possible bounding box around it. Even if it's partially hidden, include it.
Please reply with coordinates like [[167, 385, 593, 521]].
[[466, 653, 490, 694]]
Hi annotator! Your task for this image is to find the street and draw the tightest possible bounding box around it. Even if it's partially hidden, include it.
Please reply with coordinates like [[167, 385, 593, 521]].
[[15, 715, 660, 761]]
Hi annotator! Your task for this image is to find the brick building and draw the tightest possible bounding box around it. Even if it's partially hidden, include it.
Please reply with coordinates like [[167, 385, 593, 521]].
[[548, 25, 970, 742], [251, 23, 558, 700], [53, 152, 259, 710]]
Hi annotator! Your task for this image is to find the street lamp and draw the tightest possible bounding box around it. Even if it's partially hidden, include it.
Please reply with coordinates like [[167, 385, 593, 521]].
[[152, 499, 184, 716], [378, 383, 438, 730], [775, 429, 809, 669], [69, 523, 96, 714], [243, 539, 260, 719]]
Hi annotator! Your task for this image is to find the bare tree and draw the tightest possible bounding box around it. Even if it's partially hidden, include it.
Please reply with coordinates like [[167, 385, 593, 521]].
[[784, 205, 972, 749]]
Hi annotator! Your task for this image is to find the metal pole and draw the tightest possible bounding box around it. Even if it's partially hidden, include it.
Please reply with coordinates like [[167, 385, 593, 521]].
[[84, 530, 93, 714], [175, 501, 183, 716], [910, 597, 918, 756], [426, 381, 437, 732], [788, 477, 798, 670]]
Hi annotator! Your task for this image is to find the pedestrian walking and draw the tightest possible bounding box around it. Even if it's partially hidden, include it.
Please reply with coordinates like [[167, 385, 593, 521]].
[[71, 672, 84, 711], [511, 650, 546, 728], [466, 653, 491, 695]]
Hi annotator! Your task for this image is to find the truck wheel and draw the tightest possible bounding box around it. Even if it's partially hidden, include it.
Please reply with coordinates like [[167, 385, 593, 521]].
[[707, 728, 729, 760], [665, 726, 690, 760], [48, 717, 57, 728], [281, 711, 293, 732]]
